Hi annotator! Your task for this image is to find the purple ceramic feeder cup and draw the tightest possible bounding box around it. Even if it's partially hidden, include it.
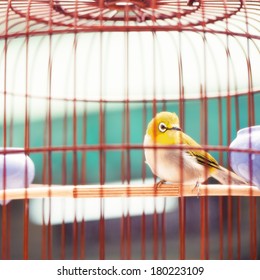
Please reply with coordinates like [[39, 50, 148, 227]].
[[229, 126, 260, 187]]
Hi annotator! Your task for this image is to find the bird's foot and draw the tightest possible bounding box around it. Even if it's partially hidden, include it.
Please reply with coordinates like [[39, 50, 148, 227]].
[[155, 180, 166, 189], [192, 180, 201, 198]]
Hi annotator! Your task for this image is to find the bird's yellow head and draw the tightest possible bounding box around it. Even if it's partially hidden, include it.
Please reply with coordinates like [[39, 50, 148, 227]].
[[146, 111, 182, 145]]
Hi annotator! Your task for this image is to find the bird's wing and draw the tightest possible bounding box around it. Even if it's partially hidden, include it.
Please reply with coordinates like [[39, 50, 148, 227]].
[[181, 132, 220, 170]]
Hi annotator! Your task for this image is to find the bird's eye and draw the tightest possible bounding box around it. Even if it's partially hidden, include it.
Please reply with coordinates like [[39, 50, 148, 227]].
[[158, 122, 167, 133]]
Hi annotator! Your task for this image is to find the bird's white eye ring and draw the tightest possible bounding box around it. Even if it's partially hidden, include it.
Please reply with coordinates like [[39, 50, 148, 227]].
[[159, 122, 167, 133]]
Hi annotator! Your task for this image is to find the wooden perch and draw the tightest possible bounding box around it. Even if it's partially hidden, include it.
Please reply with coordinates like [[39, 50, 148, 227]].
[[0, 183, 260, 201]]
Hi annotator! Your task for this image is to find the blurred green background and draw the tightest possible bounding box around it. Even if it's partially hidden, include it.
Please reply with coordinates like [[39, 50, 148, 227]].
[[1, 94, 259, 185]]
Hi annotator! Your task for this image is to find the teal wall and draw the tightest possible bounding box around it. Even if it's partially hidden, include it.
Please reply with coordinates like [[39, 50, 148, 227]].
[[1, 94, 260, 185]]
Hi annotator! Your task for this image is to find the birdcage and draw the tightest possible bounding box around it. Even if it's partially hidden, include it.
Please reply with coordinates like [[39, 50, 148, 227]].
[[0, 0, 259, 260]]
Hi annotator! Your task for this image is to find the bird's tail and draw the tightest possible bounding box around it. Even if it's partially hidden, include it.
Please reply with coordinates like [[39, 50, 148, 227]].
[[212, 166, 247, 185]]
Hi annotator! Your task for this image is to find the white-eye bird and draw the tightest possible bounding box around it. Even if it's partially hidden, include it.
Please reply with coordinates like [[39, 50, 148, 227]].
[[144, 111, 247, 186]]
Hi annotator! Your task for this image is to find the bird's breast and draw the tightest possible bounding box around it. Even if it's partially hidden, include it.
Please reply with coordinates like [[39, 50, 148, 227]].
[[143, 134, 210, 184]]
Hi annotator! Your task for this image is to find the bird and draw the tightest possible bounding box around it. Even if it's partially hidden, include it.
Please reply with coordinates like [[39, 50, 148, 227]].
[[143, 111, 247, 187]]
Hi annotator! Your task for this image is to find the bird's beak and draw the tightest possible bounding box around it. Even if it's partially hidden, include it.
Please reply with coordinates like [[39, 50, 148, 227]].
[[168, 126, 182, 132]]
